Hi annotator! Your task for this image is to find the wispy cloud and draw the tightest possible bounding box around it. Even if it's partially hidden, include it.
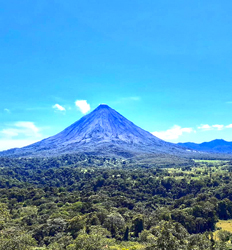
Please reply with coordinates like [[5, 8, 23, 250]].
[[75, 100, 90, 114], [25, 107, 49, 111], [197, 124, 212, 131], [126, 96, 141, 101], [153, 122, 232, 142], [152, 125, 194, 141], [212, 124, 224, 130], [4, 108, 10, 113], [198, 124, 224, 131], [0, 121, 43, 150], [115, 96, 141, 104], [0, 121, 41, 138], [52, 104, 66, 112]]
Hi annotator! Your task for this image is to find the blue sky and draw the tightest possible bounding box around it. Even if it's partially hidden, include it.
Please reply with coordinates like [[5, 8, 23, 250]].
[[1, 0, 232, 150]]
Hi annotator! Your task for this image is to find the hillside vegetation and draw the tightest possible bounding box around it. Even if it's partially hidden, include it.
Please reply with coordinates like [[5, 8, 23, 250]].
[[1, 155, 232, 249]]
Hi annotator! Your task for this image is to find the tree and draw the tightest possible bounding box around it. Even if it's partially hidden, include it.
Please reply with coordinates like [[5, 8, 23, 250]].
[[146, 221, 188, 250], [104, 212, 125, 238], [132, 215, 144, 237], [0, 228, 37, 250], [68, 226, 112, 250], [68, 215, 85, 238]]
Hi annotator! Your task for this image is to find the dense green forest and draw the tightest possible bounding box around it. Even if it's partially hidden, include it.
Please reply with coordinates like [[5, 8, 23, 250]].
[[1, 155, 232, 249]]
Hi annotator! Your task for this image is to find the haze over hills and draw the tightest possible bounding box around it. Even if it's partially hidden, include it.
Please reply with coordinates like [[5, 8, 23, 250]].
[[178, 139, 232, 154], [0, 104, 192, 158]]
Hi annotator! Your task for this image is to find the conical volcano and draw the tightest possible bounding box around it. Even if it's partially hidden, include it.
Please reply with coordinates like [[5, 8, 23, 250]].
[[0, 104, 188, 157]]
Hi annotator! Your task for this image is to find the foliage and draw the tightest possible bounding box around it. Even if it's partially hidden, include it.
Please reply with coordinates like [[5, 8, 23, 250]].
[[0, 156, 232, 249]]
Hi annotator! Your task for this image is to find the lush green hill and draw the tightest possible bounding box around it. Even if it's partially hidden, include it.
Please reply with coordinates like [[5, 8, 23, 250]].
[[0, 156, 232, 249]]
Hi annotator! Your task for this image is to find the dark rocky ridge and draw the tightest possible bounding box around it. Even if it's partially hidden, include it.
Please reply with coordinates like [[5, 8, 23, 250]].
[[0, 104, 203, 158]]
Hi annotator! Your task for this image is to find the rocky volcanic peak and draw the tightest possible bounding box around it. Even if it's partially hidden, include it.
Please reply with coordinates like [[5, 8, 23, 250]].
[[39, 104, 160, 146], [0, 104, 190, 157]]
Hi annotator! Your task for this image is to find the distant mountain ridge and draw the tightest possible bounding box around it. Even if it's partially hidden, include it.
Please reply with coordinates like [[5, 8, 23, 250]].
[[0, 104, 190, 158], [178, 139, 232, 154]]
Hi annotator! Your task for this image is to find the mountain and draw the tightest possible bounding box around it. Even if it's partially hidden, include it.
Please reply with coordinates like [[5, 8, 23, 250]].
[[178, 139, 232, 154], [0, 104, 196, 158]]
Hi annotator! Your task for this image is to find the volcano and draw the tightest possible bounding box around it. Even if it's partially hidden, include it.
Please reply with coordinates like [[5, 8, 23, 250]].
[[0, 104, 190, 158]]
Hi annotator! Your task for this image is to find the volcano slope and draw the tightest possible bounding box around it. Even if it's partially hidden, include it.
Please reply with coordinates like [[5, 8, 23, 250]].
[[0, 104, 202, 159]]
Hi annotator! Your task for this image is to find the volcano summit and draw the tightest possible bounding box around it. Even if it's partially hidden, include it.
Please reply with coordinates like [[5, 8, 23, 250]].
[[0, 104, 189, 158]]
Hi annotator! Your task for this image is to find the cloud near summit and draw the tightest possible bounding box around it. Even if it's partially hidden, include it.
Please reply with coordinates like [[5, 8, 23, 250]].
[[75, 100, 90, 114]]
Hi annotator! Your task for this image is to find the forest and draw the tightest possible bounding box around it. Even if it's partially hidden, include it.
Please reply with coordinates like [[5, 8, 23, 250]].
[[1, 154, 232, 249]]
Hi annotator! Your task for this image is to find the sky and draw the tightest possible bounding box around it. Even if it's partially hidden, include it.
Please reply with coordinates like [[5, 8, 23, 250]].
[[0, 0, 232, 150]]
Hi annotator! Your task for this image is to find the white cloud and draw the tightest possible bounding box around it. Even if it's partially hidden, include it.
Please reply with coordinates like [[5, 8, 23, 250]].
[[52, 104, 66, 111], [15, 121, 40, 137], [152, 125, 194, 141], [197, 124, 212, 131], [226, 124, 232, 128], [1, 129, 19, 137], [198, 124, 225, 131], [0, 121, 41, 138], [75, 100, 90, 114], [0, 121, 43, 150], [212, 124, 224, 130]]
